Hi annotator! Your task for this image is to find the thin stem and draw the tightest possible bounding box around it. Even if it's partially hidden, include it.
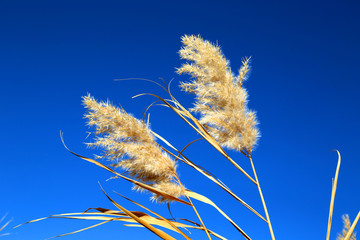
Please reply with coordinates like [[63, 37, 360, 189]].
[[344, 211, 360, 240], [174, 174, 212, 240], [249, 155, 275, 240], [223, 154, 257, 185], [186, 194, 212, 240], [326, 150, 341, 240], [144, 93, 257, 184]]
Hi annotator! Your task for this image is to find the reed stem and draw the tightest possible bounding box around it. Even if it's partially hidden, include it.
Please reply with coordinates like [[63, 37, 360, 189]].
[[174, 174, 212, 240], [186, 194, 212, 240], [249, 155, 275, 240]]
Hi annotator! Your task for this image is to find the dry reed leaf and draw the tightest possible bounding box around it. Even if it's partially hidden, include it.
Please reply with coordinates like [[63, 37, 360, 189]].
[[186, 227, 227, 240], [101, 193, 220, 239], [185, 190, 251, 240], [46, 220, 113, 240], [44, 210, 193, 239], [14, 211, 118, 224], [326, 150, 341, 240], [14, 217, 48, 228], [37, 208, 226, 240], [0, 215, 11, 237], [15, 212, 117, 239], [114, 192, 191, 240], [26, 145, 245, 240], [153, 130, 266, 222], [100, 187, 176, 240], [124, 224, 228, 240], [18, 208, 194, 231], [183, 193, 213, 240]]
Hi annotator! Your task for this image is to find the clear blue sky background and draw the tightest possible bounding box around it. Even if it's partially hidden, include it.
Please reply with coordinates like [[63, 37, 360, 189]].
[[1, 0, 359, 239]]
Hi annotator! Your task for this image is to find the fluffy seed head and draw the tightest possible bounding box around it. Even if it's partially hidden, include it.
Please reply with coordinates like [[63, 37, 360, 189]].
[[177, 35, 260, 153], [83, 94, 184, 201]]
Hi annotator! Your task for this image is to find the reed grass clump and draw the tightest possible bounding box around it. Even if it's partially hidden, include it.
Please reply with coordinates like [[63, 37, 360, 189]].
[[19, 34, 359, 240]]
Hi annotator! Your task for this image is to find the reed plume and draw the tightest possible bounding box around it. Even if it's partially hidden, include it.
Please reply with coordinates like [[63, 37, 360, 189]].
[[177, 35, 259, 153], [177, 35, 277, 239], [83, 94, 184, 202], [338, 214, 357, 240]]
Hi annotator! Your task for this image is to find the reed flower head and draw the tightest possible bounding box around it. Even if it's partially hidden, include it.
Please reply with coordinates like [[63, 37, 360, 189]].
[[177, 35, 260, 153], [83, 94, 184, 202], [337, 214, 357, 240]]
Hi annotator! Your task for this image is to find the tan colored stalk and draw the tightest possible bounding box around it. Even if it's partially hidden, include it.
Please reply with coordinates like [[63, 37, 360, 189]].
[[135, 92, 257, 185], [173, 174, 212, 240], [326, 150, 341, 240], [249, 155, 275, 240], [115, 193, 192, 240], [152, 130, 266, 222], [186, 194, 212, 240], [344, 211, 360, 240], [169, 94, 258, 185], [186, 190, 251, 240], [101, 188, 176, 240]]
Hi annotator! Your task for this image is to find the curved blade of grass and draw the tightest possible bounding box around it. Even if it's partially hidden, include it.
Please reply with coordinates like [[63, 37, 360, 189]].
[[50, 214, 190, 230], [189, 227, 227, 240], [167, 91, 251, 159], [53, 210, 217, 239], [167, 203, 176, 222], [14, 217, 48, 228], [14, 212, 120, 229], [0, 214, 8, 225], [46, 220, 113, 240], [84, 207, 124, 215], [16, 209, 173, 226], [114, 192, 192, 240], [17, 207, 194, 238], [326, 150, 341, 240], [115, 78, 169, 92], [185, 190, 251, 240], [51, 216, 119, 221], [343, 211, 360, 240], [19, 211, 183, 228], [100, 187, 176, 240], [134, 93, 256, 184], [60, 133, 191, 206], [124, 224, 228, 240], [15, 212, 118, 239], [153, 131, 266, 222], [142, 99, 161, 122], [0, 218, 11, 233], [81, 209, 224, 240], [182, 191, 212, 240], [0, 223, 10, 232]]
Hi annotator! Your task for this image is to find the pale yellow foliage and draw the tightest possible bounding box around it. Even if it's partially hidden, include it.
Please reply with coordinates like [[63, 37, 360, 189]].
[[338, 214, 357, 240], [177, 35, 259, 153], [83, 94, 184, 202]]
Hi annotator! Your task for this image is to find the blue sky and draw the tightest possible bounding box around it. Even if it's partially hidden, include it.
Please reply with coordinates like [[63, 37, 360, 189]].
[[0, 0, 359, 239]]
